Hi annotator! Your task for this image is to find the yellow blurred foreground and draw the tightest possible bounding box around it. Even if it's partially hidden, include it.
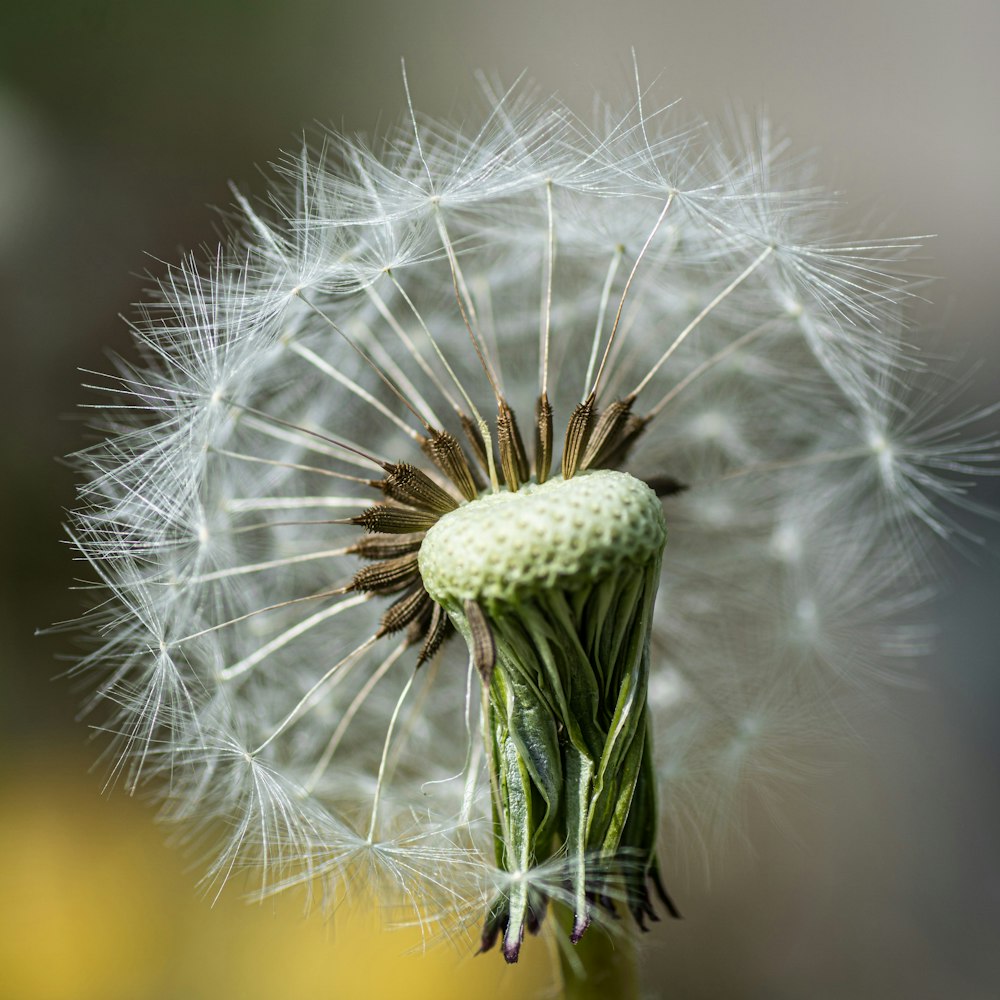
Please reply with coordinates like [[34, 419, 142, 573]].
[[0, 760, 552, 1000]]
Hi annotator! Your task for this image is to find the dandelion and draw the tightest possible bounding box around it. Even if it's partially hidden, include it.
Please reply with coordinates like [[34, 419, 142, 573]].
[[66, 67, 995, 996]]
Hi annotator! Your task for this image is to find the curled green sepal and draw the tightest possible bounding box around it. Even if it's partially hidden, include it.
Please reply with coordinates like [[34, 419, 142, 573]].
[[479, 557, 670, 958]]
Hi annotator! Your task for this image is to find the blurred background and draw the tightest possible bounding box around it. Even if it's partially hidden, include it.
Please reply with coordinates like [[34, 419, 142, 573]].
[[1, 1, 998, 997]]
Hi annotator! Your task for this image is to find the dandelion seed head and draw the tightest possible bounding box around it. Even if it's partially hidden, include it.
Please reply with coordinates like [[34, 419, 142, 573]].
[[64, 69, 993, 966]]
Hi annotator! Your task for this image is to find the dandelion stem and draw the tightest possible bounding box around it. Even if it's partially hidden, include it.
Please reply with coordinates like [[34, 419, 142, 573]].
[[554, 904, 639, 1000]]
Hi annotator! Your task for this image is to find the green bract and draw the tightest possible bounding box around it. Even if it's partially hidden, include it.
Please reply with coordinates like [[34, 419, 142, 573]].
[[420, 470, 672, 960]]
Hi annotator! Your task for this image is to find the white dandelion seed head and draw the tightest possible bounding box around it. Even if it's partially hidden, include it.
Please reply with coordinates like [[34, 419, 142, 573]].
[[66, 70, 994, 957]]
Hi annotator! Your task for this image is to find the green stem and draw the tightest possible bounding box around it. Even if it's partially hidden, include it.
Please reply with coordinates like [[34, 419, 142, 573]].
[[555, 905, 639, 1000]]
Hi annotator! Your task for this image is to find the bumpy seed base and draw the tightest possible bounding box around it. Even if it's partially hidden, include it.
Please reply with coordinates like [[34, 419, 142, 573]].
[[418, 469, 666, 609]]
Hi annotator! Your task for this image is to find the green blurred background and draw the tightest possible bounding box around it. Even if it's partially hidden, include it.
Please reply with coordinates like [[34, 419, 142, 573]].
[[1, 2, 998, 997]]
